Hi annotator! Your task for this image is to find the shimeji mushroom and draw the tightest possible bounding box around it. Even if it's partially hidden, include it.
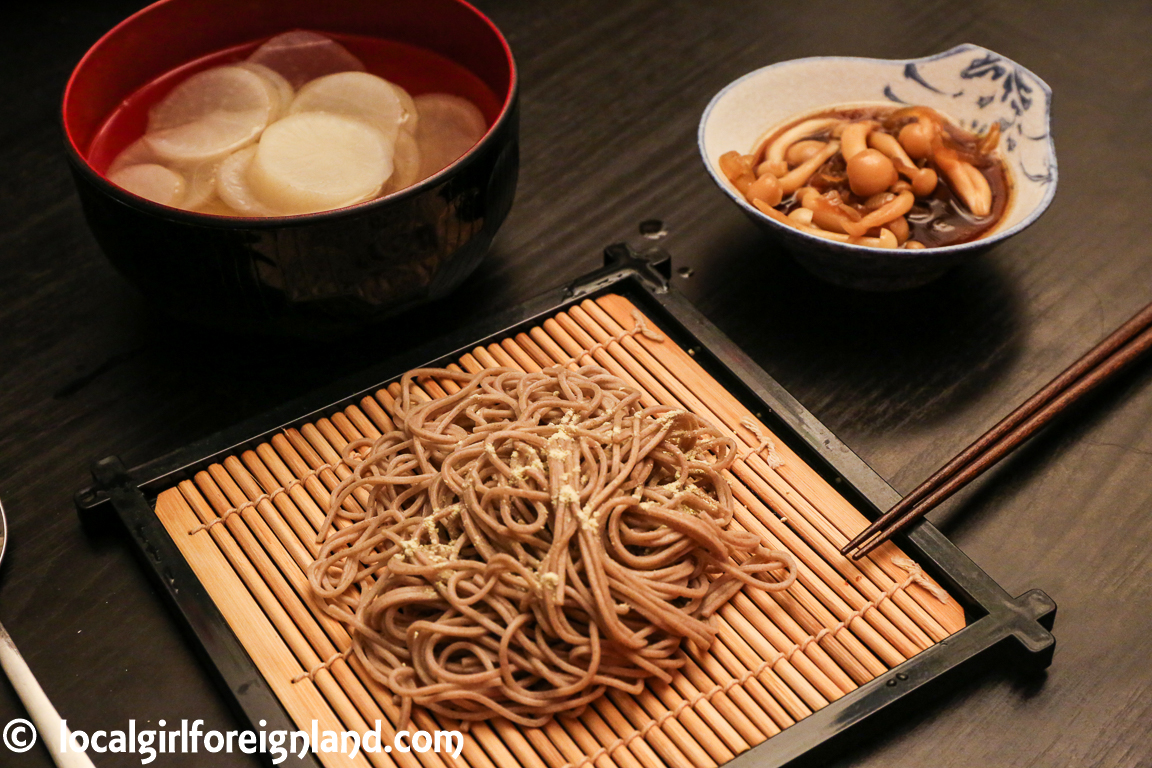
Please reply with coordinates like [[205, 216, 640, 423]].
[[794, 187, 822, 208], [841, 191, 915, 238], [887, 215, 910, 244], [978, 121, 1002, 155], [721, 103, 1003, 247], [746, 172, 783, 208], [867, 131, 938, 197], [839, 121, 900, 198], [933, 146, 992, 217], [718, 151, 758, 195], [756, 157, 789, 178], [803, 192, 863, 235], [894, 110, 941, 159], [788, 207, 815, 226], [784, 140, 827, 167], [758, 117, 843, 166], [778, 140, 841, 194], [838, 121, 877, 161], [756, 199, 898, 248], [846, 148, 898, 197]]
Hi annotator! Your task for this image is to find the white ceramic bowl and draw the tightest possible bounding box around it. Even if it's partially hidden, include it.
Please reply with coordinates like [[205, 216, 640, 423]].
[[699, 44, 1057, 290]]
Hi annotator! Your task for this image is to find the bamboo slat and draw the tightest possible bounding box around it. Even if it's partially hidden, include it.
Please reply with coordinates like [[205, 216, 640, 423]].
[[148, 293, 964, 768]]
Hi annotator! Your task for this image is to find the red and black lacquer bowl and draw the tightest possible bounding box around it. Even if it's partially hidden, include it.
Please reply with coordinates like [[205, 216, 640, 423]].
[[63, 0, 518, 336]]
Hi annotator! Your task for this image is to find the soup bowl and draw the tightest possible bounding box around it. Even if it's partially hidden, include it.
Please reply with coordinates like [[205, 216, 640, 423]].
[[63, 0, 518, 335], [699, 44, 1056, 290]]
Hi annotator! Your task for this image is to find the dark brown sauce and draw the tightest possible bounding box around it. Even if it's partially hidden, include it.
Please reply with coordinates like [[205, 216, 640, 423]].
[[769, 105, 1011, 247]]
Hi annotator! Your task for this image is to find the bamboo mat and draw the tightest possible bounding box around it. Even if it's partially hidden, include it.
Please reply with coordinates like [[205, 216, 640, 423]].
[[152, 293, 965, 768]]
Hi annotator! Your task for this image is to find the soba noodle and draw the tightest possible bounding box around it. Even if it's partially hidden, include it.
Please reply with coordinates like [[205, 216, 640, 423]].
[[308, 364, 797, 726]]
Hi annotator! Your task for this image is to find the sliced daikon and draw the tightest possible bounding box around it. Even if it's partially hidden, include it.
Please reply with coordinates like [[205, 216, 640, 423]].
[[181, 159, 220, 210], [145, 112, 266, 166], [108, 138, 160, 174], [395, 84, 418, 135], [289, 71, 405, 146], [249, 112, 391, 215], [192, 196, 237, 216], [413, 93, 487, 179], [236, 62, 294, 119], [247, 30, 366, 90], [387, 129, 421, 193], [108, 163, 186, 207], [145, 65, 274, 165], [217, 145, 281, 216], [149, 65, 275, 131]]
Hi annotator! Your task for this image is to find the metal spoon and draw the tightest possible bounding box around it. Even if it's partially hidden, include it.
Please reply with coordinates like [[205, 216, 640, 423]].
[[0, 497, 95, 767]]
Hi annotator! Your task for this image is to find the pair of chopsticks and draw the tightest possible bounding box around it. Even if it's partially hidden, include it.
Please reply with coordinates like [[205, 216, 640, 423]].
[[842, 299, 1152, 560]]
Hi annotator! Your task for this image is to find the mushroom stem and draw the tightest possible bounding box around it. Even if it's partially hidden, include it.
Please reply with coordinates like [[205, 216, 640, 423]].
[[756, 158, 789, 178], [759, 117, 842, 165], [746, 173, 783, 207], [978, 121, 1001, 155], [887, 215, 910, 244], [788, 207, 814, 225], [934, 147, 992, 217], [794, 186, 822, 208], [897, 117, 938, 160], [802, 190, 861, 217], [755, 196, 898, 248], [785, 139, 828, 167], [849, 227, 899, 248], [751, 198, 791, 224], [867, 130, 914, 168], [804, 193, 862, 234], [718, 150, 752, 181], [840, 121, 878, 160], [868, 131, 938, 195], [796, 223, 851, 242], [964, 164, 993, 216], [790, 220, 898, 248], [810, 203, 854, 234], [778, 140, 841, 194], [841, 190, 915, 237]]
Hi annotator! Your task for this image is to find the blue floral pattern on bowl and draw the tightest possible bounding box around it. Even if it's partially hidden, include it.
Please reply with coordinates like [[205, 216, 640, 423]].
[[886, 47, 1054, 190], [699, 44, 1057, 290]]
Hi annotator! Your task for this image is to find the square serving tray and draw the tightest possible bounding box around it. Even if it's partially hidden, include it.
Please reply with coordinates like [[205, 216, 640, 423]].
[[77, 243, 1055, 768]]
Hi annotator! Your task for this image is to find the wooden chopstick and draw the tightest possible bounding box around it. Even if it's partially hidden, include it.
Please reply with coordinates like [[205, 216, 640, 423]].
[[842, 299, 1152, 560]]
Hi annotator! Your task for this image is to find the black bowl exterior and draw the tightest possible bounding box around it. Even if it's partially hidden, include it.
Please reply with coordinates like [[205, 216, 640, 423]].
[[68, 101, 518, 336]]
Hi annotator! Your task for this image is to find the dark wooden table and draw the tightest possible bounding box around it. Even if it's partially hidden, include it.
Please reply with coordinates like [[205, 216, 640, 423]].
[[3, 1, 1151, 766]]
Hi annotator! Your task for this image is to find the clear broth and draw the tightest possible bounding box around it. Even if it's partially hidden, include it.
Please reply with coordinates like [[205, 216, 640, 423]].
[[86, 33, 503, 176]]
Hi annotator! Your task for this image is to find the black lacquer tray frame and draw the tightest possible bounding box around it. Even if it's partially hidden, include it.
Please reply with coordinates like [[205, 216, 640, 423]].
[[76, 244, 1057, 768]]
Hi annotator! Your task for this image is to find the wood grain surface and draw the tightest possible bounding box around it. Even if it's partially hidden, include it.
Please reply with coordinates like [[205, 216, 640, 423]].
[[2, 1, 1151, 766]]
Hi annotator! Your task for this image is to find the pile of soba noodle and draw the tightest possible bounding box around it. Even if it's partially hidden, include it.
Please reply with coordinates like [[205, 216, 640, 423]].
[[308, 364, 797, 726]]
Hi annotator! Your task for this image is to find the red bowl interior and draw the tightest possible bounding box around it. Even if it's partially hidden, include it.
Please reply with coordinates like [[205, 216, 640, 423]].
[[63, 0, 516, 176]]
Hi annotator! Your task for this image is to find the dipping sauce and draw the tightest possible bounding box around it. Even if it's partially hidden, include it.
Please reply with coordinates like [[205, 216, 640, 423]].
[[718, 104, 1011, 249], [89, 31, 502, 216]]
